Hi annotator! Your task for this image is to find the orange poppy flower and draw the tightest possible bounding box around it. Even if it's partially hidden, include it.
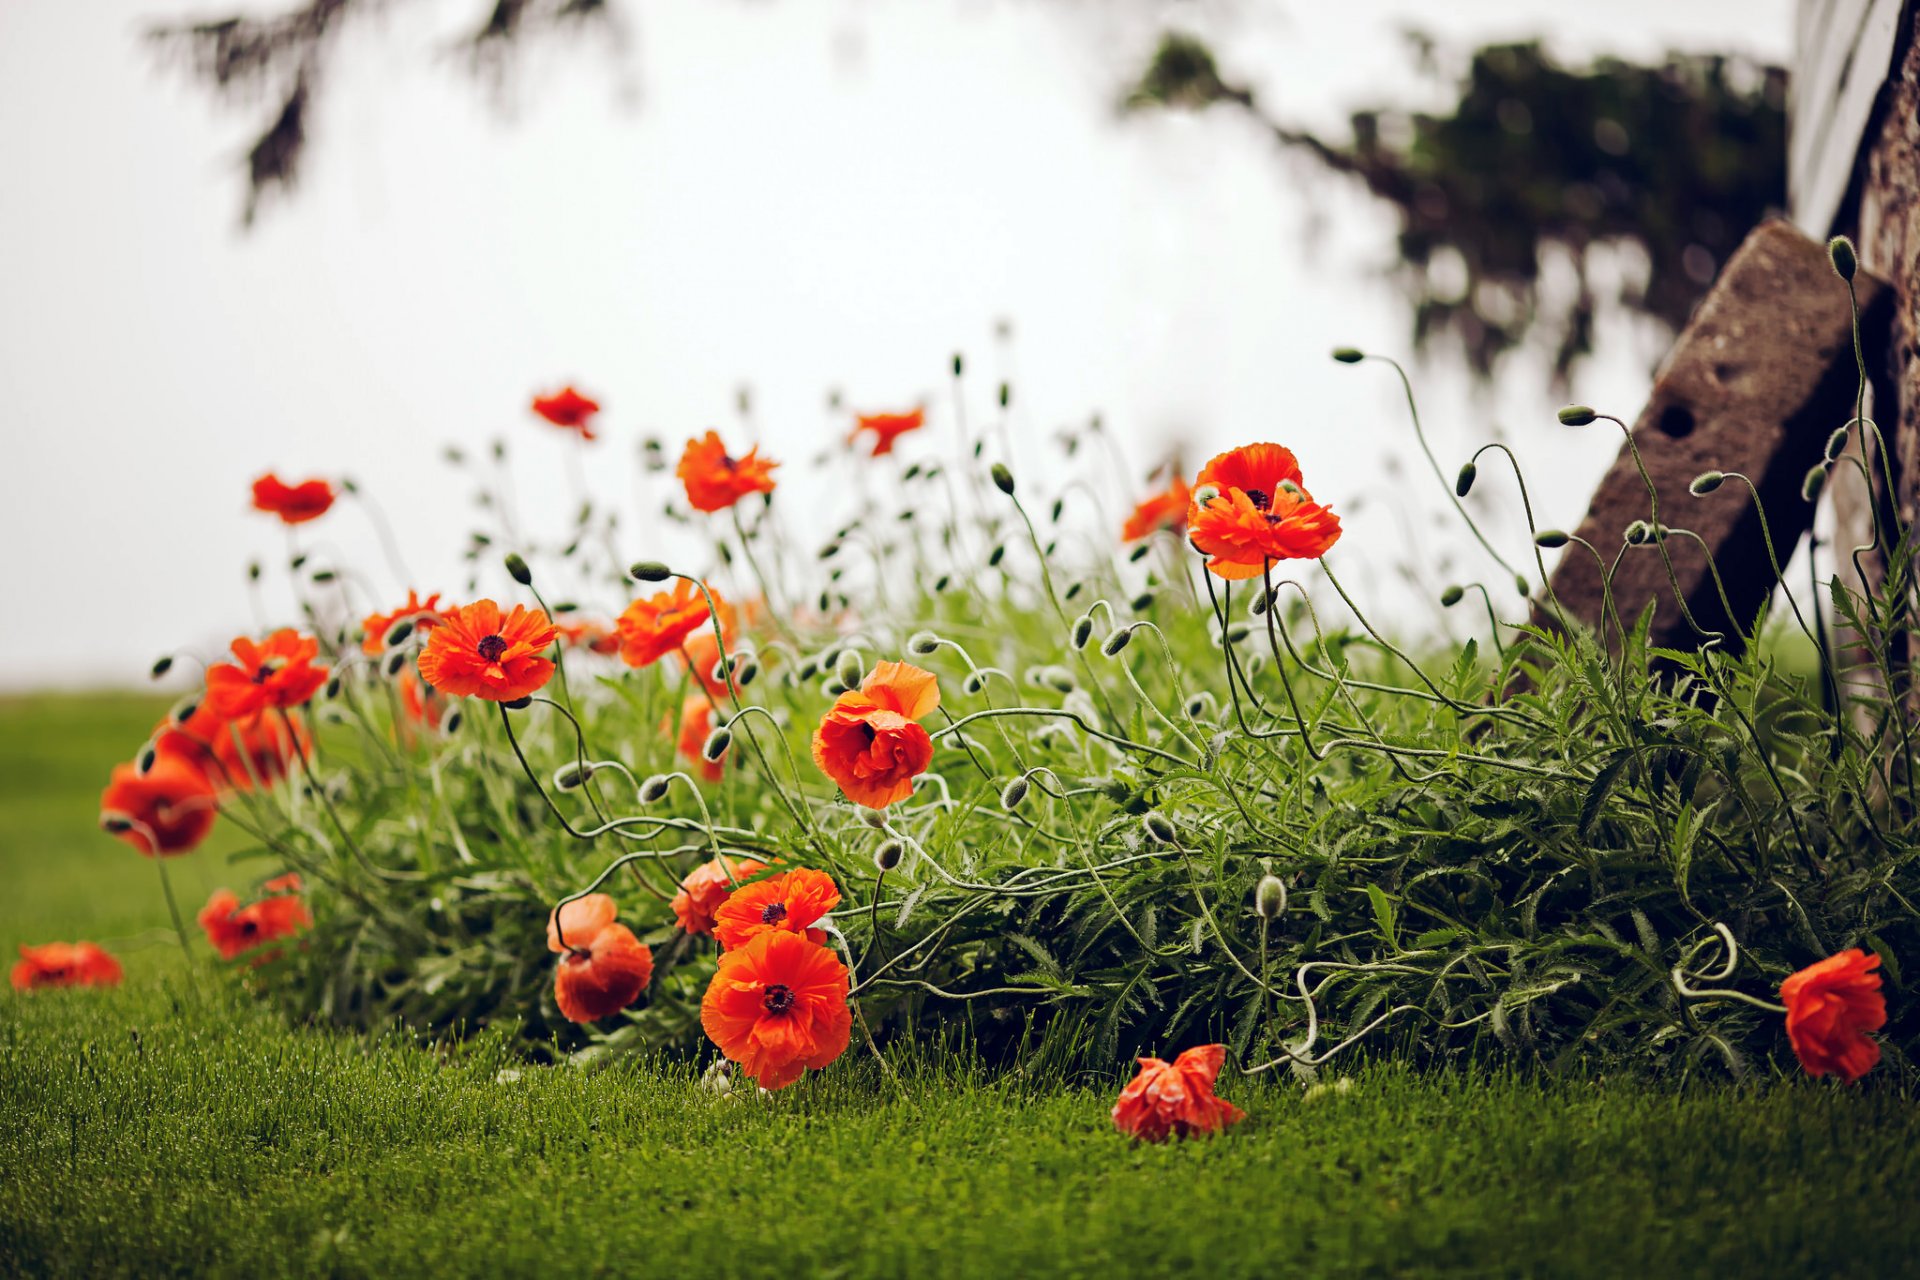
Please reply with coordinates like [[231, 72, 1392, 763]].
[[711, 867, 840, 951], [553, 923, 654, 1023], [677, 430, 778, 513], [532, 386, 602, 439], [556, 619, 621, 656], [1111, 1044, 1246, 1142], [361, 590, 446, 656], [849, 408, 925, 457], [547, 892, 618, 952], [671, 855, 770, 936], [675, 697, 726, 782], [12, 941, 123, 992], [397, 670, 445, 729], [205, 630, 330, 721], [700, 930, 852, 1090], [157, 705, 309, 792], [197, 885, 312, 961], [617, 580, 723, 669], [1781, 948, 1886, 1082], [417, 599, 558, 702], [1122, 475, 1192, 542], [811, 660, 939, 809], [251, 473, 336, 524], [1186, 444, 1342, 579], [100, 750, 218, 856]]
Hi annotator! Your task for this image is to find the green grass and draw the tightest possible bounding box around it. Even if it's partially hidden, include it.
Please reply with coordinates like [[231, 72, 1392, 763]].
[[4, 694, 1917, 1278]]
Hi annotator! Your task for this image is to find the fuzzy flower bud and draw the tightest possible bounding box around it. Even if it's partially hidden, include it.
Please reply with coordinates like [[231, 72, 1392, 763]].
[[1255, 875, 1287, 919], [701, 728, 732, 764], [1331, 346, 1364, 364], [504, 552, 533, 586], [1533, 530, 1569, 549], [638, 774, 672, 804], [1070, 614, 1095, 651], [835, 649, 864, 688], [1557, 405, 1597, 426], [1688, 472, 1725, 496], [1802, 464, 1827, 503], [629, 561, 672, 582], [1455, 462, 1478, 497], [150, 655, 174, 679], [1141, 811, 1177, 845], [1829, 234, 1857, 281], [1000, 776, 1031, 810], [1101, 625, 1137, 657], [873, 839, 904, 872], [1440, 585, 1465, 608], [990, 462, 1015, 495], [1825, 426, 1851, 463], [907, 631, 941, 656]]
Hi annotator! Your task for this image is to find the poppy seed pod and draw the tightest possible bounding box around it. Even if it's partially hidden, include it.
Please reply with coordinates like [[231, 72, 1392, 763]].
[[1557, 405, 1597, 426], [835, 649, 864, 688], [1689, 471, 1726, 496], [701, 728, 732, 764], [1331, 346, 1365, 364], [1829, 234, 1858, 281], [1070, 615, 1095, 650], [1825, 426, 1851, 463], [504, 553, 533, 586], [629, 561, 672, 583], [1001, 776, 1031, 810], [1440, 584, 1465, 608], [1255, 875, 1287, 919], [1803, 464, 1827, 503], [1455, 462, 1478, 497], [990, 462, 1015, 495], [908, 631, 941, 656], [873, 839, 904, 872], [1534, 530, 1569, 549], [1102, 625, 1137, 657], [1142, 812, 1178, 845], [150, 655, 174, 679], [638, 774, 672, 804]]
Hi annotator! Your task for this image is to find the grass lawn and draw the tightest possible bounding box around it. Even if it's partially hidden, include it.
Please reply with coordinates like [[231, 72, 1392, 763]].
[[4, 694, 1918, 1278]]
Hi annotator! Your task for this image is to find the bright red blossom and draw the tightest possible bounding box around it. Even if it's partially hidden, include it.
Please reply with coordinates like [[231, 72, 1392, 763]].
[[205, 630, 329, 721], [361, 591, 446, 656], [417, 600, 559, 702], [617, 580, 723, 669], [100, 748, 218, 856], [554, 924, 654, 1023], [676, 431, 778, 513], [531, 387, 602, 438], [1122, 475, 1192, 542], [849, 408, 926, 457], [671, 856, 769, 936], [711, 867, 840, 952], [547, 893, 618, 953], [12, 942, 123, 992], [811, 661, 939, 809], [197, 883, 312, 962], [1781, 948, 1886, 1082], [156, 702, 308, 792], [1186, 444, 1341, 579], [251, 473, 336, 524], [700, 930, 851, 1090], [1112, 1044, 1246, 1142]]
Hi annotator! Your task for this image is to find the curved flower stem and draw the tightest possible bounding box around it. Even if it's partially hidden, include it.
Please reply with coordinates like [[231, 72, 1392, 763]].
[[496, 702, 592, 841]]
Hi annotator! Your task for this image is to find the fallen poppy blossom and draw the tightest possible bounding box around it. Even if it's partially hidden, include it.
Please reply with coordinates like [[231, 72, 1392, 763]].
[[198, 885, 312, 962], [532, 386, 602, 438], [617, 580, 722, 669], [1781, 948, 1886, 1082], [700, 930, 851, 1090], [711, 866, 840, 951], [100, 750, 218, 856], [1112, 1044, 1246, 1142], [849, 408, 925, 457], [1187, 444, 1341, 579], [671, 855, 769, 937], [417, 599, 558, 702], [1122, 475, 1192, 542], [251, 473, 336, 524], [554, 923, 654, 1023], [677, 431, 778, 513], [12, 942, 123, 992], [811, 660, 939, 808], [205, 630, 330, 721], [361, 590, 446, 656]]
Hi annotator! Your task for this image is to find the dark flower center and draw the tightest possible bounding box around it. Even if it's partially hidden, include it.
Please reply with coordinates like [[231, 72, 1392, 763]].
[[761, 901, 789, 925], [763, 983, 795, 1014], [476, 634, 508, 663], [860, 722, 878, 746], [1243, 488, 1271, 511], [720, 454, 738, 470]]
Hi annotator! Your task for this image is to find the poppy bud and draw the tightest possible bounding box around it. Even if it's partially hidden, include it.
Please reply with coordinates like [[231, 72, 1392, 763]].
[[835, 649, 864, 688], [385, 619, 415, 648], [1557, 405, 1597, 427], [1041, 667, 1076, 693], [1248, 590, 1272, 617], [1128, 543, 1151, 563], [639, 774, 672, 804], [170, 696, 200, 726], [150, 655, 174, 679], [1192, 483, 1221, 508], [873, 839, 904, 872], [1534, 530, 1569, 549], [312, 570, 337, 584], [934, 575, 951, 593], [1255, 874, 1287, 919], [1685, 471, 1726, 497], [908, 631, 941, 656], [1070, 615, 1095, 650], [553, 762, 589, 791], [1244, 653, 1266, 679], [823, 678, 848, 697], [1440, 584, 1465, 608], [1331, 346, 1364, 364], [629, 561, 672, 582], [503, 696, 533, 711], [102, 814, 134, 834], [383, 650, 408, 677], [1142, 811, 1177, 844], [1514, 574, 1531, 596], [1455, 462, 1477, 497], [991, 463, 1015, 495], [1624, 520, 1651, 546], [247, 560, 262, 582], [504, 553, 533, 586], [702, 728, 732, 763], [1825, 426, 1851, 463], [1102, 625, 1137, 657], [1130, 591, 1155, 612], [1224, 622, 1250, 645], [1829, 234, 1857, 281], [1001, 776, 1030, 810], [733, 657, 760, 688], [1185, 694, 1212, 718], [987, 544, 1007, 568], [443, 709, 464, 735], [998, 382, 1011, 409], [136, 742, 158, 775], [952, 353, 964, 376], [819, 543, 840, 561], [1050, 498, 1064, 523], [1065, 580, 1085, 600], [963, 672, 987, 695], [1803, 464, 1827, 503], [797, 658, 819, 681], [325, 675, 343, 700]]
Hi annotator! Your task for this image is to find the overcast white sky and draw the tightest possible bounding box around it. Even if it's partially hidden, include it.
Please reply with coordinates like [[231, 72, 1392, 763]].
[[0, 0, 1791, 688]]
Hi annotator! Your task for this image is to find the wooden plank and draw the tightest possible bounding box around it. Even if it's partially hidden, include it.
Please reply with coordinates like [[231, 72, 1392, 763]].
[[1791, 0, 1906, 234]]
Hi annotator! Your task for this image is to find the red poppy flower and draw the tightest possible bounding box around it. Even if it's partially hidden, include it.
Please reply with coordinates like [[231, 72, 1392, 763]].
[[1122, 475, 1192, 542], [556, 620, 621, 656], [671, 855, 769, 937], [397, 670, 446, 729], [100, 750, 218, 856], [157, 705, 309, 792], [554, 923, 654, 1023], [12, 942, 123, 992], [676, 697, 726, 782], [547, 892, 618, 952], [205, 630, 330, 721], [251, 473, 336, 524], [849, 408, 925, 457], [197, 885, 312, 962], [700, 930, 851, 1090], [711, 867, 840, 952], [417, 599, 558, 702], [1111, 1044, 1246, 1142], [1781, 949, 1886, 1082], [1186, 444, 1342, 579], [677, 431, 778, 513], [811, 661, 939, 809], [532, 386, 602, 439], [361, 590, 446, 656], [617, 580, 723, 669]]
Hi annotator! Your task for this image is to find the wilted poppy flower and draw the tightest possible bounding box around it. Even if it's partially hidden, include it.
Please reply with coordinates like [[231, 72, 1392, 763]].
[[532, 386, 602, 439], [617, 580, 723, 669], [677, 431, 778, 513], [100, 750, 218, 856], [1122, 475, 1192, 542], [205, 630, 330, 721], [1112, 1044, 1246, 1142], [811, 660, 939, 809], [711, 867, 840, 952], [251, 473, 336, 524], [671, 855, 769, 936], [1781, 948, 1886, 1082], [197, 885, 312, 962], [849, 408, 925, 457], [1186, 444, 1341, 579], [12, 942, 123, 992], [554, 923, 654, 1023], [700, 930, 851, 1090], [677, 697, 725, 782], [547, 892, 618, 952], [361, 590, 446, 656], [417, 599, 558, 702]]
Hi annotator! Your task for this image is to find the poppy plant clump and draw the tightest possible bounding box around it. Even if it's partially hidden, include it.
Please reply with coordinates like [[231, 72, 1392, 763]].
[[417, 600, 559, 702], [250, 472, 336, 524]]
